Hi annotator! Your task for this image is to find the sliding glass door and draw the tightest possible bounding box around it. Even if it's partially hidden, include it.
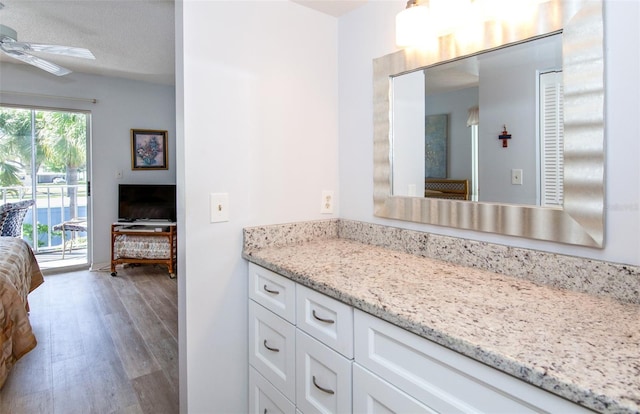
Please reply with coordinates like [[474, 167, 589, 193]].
[[0, 105, 90, 269]]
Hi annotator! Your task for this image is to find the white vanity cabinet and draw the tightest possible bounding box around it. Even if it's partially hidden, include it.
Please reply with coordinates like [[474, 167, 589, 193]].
[[295, 284, 354, 413], [249, 262, 296, 323], [248, 263, 354, 414], [249, 366, 296, 414], [296, 330, 352, 414], [249, 264, 298, 411], [296, 284, 353, 359], [249, 263, 589, 414], [352, 310, 591, 414], [352, 364, 436, 414], [249, 301, 296, 401]]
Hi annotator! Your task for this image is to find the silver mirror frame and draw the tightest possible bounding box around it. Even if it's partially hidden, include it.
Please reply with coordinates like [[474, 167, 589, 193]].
[[373, 0, 604, 247]]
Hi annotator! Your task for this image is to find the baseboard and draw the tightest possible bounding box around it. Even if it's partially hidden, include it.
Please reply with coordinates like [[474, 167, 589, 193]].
[[90, 261, 111, 272]]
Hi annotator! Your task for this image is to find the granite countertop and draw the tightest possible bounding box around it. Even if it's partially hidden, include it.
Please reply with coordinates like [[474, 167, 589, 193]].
[[243, 238, 640, 414]]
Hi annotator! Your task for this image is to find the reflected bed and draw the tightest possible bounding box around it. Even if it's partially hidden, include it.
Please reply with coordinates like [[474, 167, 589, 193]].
[[425, 178, 469, 200]]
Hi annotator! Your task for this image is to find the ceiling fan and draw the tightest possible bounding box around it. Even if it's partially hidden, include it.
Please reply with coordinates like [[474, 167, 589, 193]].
[[0, 23, 95, 76]]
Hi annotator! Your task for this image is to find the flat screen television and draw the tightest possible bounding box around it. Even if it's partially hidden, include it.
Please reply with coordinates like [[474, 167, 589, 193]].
[[118, 184, 177, 222]]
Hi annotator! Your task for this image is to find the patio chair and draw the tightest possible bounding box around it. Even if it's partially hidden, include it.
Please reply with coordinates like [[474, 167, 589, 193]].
[[0, 199, 35, 237], [53, 217, 87, 258]]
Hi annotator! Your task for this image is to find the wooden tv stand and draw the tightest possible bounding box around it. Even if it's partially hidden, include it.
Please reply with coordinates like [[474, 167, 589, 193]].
[[110, 221, 177, 278]]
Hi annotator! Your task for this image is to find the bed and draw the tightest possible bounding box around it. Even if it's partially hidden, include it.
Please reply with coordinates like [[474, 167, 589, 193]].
[[424, 178, 470, 200], [0, 236, 44, 389]]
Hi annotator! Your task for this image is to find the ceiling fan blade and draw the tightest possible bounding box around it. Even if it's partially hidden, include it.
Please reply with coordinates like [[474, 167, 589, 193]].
[[4, 41, 95, 59], [1, 47, 71, 76]]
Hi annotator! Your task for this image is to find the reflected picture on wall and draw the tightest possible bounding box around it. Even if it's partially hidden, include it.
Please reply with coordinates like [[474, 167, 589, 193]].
[[425, 114, 447, 178]]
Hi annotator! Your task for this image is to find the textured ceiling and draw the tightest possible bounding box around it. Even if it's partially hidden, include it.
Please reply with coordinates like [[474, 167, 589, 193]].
[[0, 0, 176, 85], [0, 0, 366, 86]]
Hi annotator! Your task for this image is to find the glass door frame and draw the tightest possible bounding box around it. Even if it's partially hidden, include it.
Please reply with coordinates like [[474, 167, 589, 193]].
[[1, 103, 92, 269]]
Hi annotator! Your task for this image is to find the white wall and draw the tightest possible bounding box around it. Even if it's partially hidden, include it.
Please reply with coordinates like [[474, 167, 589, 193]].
[[0, 62, 176, 266], [479, 57, 538, 204], [178, 1, 339, 411], [392, 70, 425, 196], [338, 0, 640, 266], [478, 35, 561, 205]]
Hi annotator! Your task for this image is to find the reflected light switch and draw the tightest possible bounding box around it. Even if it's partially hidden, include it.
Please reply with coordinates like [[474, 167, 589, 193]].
[[511, 169, 523, 185], [210, 193, 229, 223]]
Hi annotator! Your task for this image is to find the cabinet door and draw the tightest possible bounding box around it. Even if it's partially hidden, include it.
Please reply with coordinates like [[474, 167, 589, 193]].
[[353, 364, 436, 414], [354, 310, 589, 413], [296, 284, 353, 358], [249, 367, 295, 414], [249, 301, 296, 401], [249, 263, 296, 324], [296, 330, 352, 414]]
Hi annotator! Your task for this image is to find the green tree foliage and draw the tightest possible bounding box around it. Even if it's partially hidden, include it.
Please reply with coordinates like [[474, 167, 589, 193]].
[[39, 111, 87, 217], [0, 108, 36, 186], [0, 108, 86, 216], [40, 111, 87, 173], [22, 223, 59, 247], [0, 108, 87, 185]]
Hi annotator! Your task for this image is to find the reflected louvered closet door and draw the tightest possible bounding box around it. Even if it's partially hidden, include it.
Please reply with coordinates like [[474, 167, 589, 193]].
[[540, 70, 564, 207]]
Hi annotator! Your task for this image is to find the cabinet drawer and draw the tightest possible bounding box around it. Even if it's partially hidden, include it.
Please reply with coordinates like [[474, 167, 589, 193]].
[[249, 263, 296, 323], [249, 367, 295, 414], [353, 364, 436, 414], [354, 310, 589, 413], [249, 301, 296, 401], [296, 284, 353, 358], [296, 330, 352, 414]]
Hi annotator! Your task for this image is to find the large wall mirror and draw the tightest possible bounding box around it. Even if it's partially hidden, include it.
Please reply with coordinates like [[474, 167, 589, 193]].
[[373, 0, 604, 247]]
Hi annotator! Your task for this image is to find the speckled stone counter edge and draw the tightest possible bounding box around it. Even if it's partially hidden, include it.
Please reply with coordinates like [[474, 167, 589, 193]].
[[243, 218, 640, 304]]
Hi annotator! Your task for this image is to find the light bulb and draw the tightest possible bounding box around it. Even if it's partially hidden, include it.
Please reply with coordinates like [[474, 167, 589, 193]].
[[396, 4, 431, 47]]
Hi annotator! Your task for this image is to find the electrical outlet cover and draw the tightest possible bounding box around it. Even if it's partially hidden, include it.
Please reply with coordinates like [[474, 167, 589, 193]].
[[321, 190, 334, 214]]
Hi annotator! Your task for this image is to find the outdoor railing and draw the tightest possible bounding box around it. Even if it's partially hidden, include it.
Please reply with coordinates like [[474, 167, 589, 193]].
[[1, 184, 87, 253]]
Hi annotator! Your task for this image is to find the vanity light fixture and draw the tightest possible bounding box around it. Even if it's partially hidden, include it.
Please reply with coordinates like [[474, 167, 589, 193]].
[[395, 0, 477, 47], [395, 0, 430, 47], [396, 0, 551, 48], [428, 0, 471, 35], [499, 125, 512, 147]]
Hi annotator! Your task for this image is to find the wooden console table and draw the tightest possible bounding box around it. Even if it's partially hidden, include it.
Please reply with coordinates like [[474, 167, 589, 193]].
[[110, 222, 177, 278]]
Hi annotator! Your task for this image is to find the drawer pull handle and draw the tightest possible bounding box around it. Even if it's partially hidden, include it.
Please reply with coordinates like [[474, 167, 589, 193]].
[[312, 376, 335, 395], [312, 309, 335, 324], [263, 339, 280, 353], [263, 284, 280, 295]]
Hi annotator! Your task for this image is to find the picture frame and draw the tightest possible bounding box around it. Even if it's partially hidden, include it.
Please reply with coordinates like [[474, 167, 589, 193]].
[[131, 129, 168, 170], [425, 114, 448, 178]]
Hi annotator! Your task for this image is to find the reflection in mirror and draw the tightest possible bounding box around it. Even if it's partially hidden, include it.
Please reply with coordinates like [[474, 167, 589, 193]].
[[391, 33, 563, 206], [373, 0, 605, 247]]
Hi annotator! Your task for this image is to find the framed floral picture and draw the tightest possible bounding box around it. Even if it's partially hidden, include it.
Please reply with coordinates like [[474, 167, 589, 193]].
[[131, 129, 168, 170]]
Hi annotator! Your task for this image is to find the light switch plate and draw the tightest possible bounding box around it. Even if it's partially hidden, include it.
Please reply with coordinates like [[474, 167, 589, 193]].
[[210, 193, 229, 223]]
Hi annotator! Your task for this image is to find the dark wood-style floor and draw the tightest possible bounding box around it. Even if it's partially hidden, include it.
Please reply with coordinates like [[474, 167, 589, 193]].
[[0, 265, 179, 414]]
